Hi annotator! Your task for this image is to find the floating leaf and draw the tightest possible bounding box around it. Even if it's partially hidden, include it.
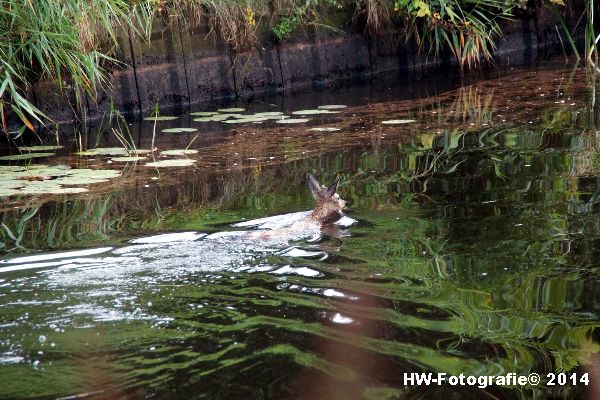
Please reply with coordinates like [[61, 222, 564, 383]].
[[217, 114, 244, 119], [161, 127, 198, 133], [194, 114, 235, 122], [308, 127, 340, 132], [49, 187, 90, 194], [209, 115, 231, 121], [0, 188, 22, 197], [143, 116, 178, 121], [291, 109, 337, 115], [0, 164, 120, 196], [67, 169, 121, 179], [130, 149, 153, 155], [276, 118, 310, 124], [74, 150, 98, 156], [110, 156, 147, 162], [254, 111, 284, 116], [17, 145, 63, 152], [84, 148, 151, 156], [0, 165, 28, 173], [223, 117, 269, 124], [193, 117, 215, 122], [18, 166, 71, 177], [52, 177, 109, 185], [19, 182, 89, 195], [27, 164, 64, 170], [260, 115, 289, 120], [381, 119, 417, 125], [0, 152, 55, 161], [217, 108, 245, 112], [318, 105, 347, 110], [87, 147, 128, 156], [160, 149, 199, 156], [190, 111, 218, 116], [145, 159, 196, 168], [0, 180, 25, 190]]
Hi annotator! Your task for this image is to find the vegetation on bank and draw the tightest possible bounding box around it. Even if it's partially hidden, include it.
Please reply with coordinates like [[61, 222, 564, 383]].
[[0, 0, 595, 135]]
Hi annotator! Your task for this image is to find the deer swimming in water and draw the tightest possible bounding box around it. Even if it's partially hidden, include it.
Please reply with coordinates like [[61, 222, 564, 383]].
[[244, 174, 348, 241], [305, 174, 347, 224]]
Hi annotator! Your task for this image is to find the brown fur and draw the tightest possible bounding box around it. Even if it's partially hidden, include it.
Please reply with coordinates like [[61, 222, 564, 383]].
[[306, 174, 346, 224], [247, 174, 346, 240]]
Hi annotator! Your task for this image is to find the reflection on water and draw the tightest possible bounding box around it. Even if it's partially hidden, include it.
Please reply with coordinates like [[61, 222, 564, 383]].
[[1, 63, 600, 399]]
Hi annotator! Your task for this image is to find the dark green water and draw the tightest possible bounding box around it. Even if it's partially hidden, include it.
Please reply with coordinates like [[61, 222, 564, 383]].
[[1, 63, 600, 399]]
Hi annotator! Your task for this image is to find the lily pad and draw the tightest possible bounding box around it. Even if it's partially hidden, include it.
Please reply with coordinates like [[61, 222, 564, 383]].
[[161, 127, 198, 133], [211, 114, 235, 120], [17, 166, 71, 178], [381, 119, 417, 125], [223, 117, 269, 124], [52, 177, 109, 186], [160, 149, 199, 156], [254, 112, 284, 116], [86, 148, 128, 156], [217, 108, 245, 112], [27, 164, 63, 170], [276, 118, 310, 124], [0, 153, 55, 161], [49, 187, 90, 194], [190, 111, 218, 116], [143, 116, 178, 121], [260, 115, 289, 120], [67, 169, 121, 179], [194, 115, 233, 122], [308, 127, 341, 132], [74, 150, 99, 156], [0, 165, 28, 173], [17, 145, 63, 152], [0, 188, 22, 197], [84, 148, 151, 156], [193, 117, 215, 122], [145, 159, 196, 168], [318, 105, 347, 110], [0, 180, 25, 190], [110, 156, 147, 162], [0, 164, 120, 196], [217, 114, 244, 119], [291, 109, 337, 115], [19, 181, 89, 195]]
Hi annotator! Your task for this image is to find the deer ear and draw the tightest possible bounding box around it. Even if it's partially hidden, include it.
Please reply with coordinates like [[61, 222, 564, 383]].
[[307, 174, 322, 199], [325, 180, 338, 197]]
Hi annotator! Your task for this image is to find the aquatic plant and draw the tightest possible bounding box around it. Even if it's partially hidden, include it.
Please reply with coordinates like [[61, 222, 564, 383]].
[[390, 0, 513, 69]]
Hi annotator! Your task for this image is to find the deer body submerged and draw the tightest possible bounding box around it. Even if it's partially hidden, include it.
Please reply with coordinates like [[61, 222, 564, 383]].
[[244, 174, 347, 241]]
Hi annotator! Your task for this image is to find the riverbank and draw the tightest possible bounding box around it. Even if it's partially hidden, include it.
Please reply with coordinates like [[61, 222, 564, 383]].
[[30, 3, 582, 127]]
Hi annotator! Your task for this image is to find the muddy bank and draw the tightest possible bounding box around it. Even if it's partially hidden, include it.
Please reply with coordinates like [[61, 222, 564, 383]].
[[32, 5, 581, 126]]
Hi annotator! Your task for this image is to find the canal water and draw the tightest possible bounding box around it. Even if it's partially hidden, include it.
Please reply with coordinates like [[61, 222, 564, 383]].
[[1, 62, 599, 399]]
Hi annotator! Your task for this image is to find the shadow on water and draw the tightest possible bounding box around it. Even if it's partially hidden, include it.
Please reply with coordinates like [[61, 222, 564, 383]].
[[2, 62, 600, 399]]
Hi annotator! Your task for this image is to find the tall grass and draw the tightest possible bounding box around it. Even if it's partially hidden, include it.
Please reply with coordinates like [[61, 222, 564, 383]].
[[0, 0, 154, 136], [0, 0, 589, 136], [392, 0, 514, 69], [583, 0, 600, 62], [552, 0, 598, 65]]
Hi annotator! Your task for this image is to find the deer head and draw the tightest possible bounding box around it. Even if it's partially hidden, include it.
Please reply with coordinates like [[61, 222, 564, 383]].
[[307, 174, 346, 224]]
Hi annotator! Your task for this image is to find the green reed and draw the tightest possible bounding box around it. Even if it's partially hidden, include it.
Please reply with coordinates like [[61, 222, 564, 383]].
[[0, 0, 153, 135]]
